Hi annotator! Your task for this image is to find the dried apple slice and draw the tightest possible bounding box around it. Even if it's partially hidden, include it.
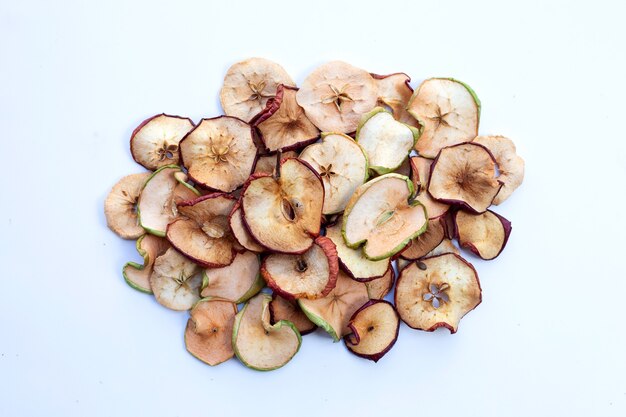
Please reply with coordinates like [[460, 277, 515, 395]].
[[345, 300, 400, 362], [253, 151, 298, 175], [296, 61, 378, 133], [371, 72, 418, 126], [356, 107, 419, 174], [298, 271, 369, 341], [270, 294, 316, 336], [343, 174, 428, 260], [428, 143, 502, 214], [166, 193, 236, 268], [261, 236, 338, 300], [122, 234, 170, 293], [410, 156, 450, 219], [150, 248, 202, 311], [185, 297, 237, 366], [299, 133, 368, 214], [426, 238, 459, 258], [407, 78, 480, 158], [179, 116, 256, 192], [242, 158, 324, 253], [254, 85, 320, 151], [473, 135, 525, 205], [105, 172, 151, 239], [365, 267, 395, 300], [130, 114, 195, 170], [232, 293, 301, 371], [201, 251, 263, 303], [400, 216, 446, 260], [228, 201, 265, 253], [455, 210, 512, 260], [395, 253, 482, 333]]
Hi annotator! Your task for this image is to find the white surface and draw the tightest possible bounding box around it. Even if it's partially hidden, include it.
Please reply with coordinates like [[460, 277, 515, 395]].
[[1, 0, 625, 416]]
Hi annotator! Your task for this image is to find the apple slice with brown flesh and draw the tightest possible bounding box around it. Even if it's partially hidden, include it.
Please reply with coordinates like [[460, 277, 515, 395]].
[[410, 156, 450, 219], [150, 248, 203, 311], [201, 251, 263, 303], [253, 151, 298, 176], [270, 294, 317, 336], [130, 114, 194, 170], [455, 210, 512, 260], [345, 300, 400, 362], [400, 215, 446, 260], [105, 172, 151, 239], [371, 72, 419, 127], [185, 297, 237, 366], [365, 267, 395, 300], [123, 234, 170, 293]]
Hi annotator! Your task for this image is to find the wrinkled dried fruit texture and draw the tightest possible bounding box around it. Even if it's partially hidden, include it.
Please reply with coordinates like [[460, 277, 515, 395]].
[[346, 300, 400, 362], [429, 143, 502, 214], [256, 86, 320, 151], [427, 238, 459, 258], [123, 234, 171, 293], [296, 61, 378, 133], [400, 216, 445, 260], [233, 294, 301, 371], [229, 202, 265, 252], [220, 58, 295, 122], [343, 175, 427, 260], [130, 114, 195, 171], [105, 172, 151, 239], [408, 78, 479, 158], [365, 267, 395, 299], [150, 248, 202, 311], [270, 294, 316, 335], [185, 298, 237, 366], [299, 133, 368, 214], [242, 158, 323, 253], [395, 253, 481, 333], [180, 117, 256, 192], [473, 135, 524, 205], [372, 73, 419, 127], [455, 210, 511, 260], [262, 236, 338, 300], [201, 251, 261, 302], [410, 156, 450, 218], [253, 151, 298, 176]]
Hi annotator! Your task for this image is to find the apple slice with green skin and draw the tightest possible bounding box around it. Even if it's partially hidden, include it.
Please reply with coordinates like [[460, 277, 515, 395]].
[[228, 200, 265, 253], [400, 215, 446, 260], [345, 300, 400, 362], [395, 253, 482, 333], [166, 193, 237, 268], [343, 174, 428, 260], [365, 267, 395, 300], [261, 236, 338, 300], [242, 158, 324, 253], [270, 294, 317, 336], [298, 270, 369, 341], [150, 248, 202, 311], [454, 210, 512, 260], [407, 78, 480, 158], [232, 293, 302, 371], [371, 72, 419, 127], [201, 251, 264, 303], [428, 143, 503, 214], [410, 156, 450, 219], [130, 114, 195, 171], [179, 116, 256, 192], [356, 107, 420, 175], [253, 151, 298, 176], [105, 172, 151, 239], [185, 297, 237, 366], [299, 132, 368, 214], [122, 234, 170, 293]]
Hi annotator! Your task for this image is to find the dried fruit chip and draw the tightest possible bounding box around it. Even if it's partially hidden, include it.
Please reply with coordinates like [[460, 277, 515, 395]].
[[345, 300, 400, 362], [228, 200, 265, 253], [122, 234, 170, 293], [426, 238, 459, 258], [270, 294, 317, 336], [455, 210, 512, 260], [410, 156, 450, 219], [365, 267, 396, 300], [201, 251, 263, 303], [150, 248, 202, 311], [105, 172, 151, 239], [185, 298, 237, 366], [371, 72, 418, 126], [400, 215, 446, 260], [253, 151, 298, 176]]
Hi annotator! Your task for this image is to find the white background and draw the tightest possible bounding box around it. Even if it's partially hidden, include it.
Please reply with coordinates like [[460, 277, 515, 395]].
[[1, 0, 625, 416]]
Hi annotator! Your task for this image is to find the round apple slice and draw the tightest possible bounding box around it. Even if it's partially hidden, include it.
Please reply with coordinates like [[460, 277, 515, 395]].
[[261, 236, 338, 300], [395, 253, 482, 333], [355, 107, 419, 175], [365, 267, 395, 300], [201, 251, 263, 303], [150, 248, 202, 311], [185, 297, 237, 366], [296, 61, 378, 133], [473, 135, 525, 205], [371, 72, 419, 127], [232, 293, 301, 371], [400, 216, 446, 260], [122, 234, 170, 293], [241, 158, 324, 253], [407, 78, 480, 158], [298, 270, 369, 341], [428, 143, 502, 214], [344, 300, 400, 362], [343, 174, 428, 260], [253, 151, 298, 175], [130, 114, 195, 170], [299, 133, 368, 214], [105, 172, 151, 239], [228, 201, 265, 253], [455, 210, 512, 260], [270, 294, 317, 336], [410, 156, 450, 219], [179, 116, 256, 192], [220, 58, 296, 122], [254, 85, 320, 152], [166, 193, 237, 268]]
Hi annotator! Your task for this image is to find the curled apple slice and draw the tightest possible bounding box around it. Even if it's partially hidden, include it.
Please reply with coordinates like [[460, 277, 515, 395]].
[[201, 251, 263, 303], [455, 210, 512, 260], [410, 156, 449, 219], [428, 143, 502, 214], [345, 300, 400, 362], [407, 78, 480, 158], [232, 293, 301, 371], [400, 216, 445, 260], [228, 201, 264, 253], [150, 248, 202, 311], [371, 72, 418, 126], [261, 236, 338, 300], [365, 267, 395, 300], [427, 238, 459, 258], [299, 132, 368, 214], [220, 57, 296, 122], [343, 174, 428, 260], [185, 297, 237, 366], [253, 151, 298, 175], [105, 172, 151, 239], [395, 253, 482, 333], [122, 234, 170, 293], [270, 294, 316, 336]]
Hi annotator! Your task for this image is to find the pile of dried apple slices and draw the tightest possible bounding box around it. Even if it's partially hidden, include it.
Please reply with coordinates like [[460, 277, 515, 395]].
[[104, 58, 524, 370]]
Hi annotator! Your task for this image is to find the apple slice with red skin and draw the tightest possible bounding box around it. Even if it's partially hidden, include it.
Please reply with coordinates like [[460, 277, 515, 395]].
[[400, 215, 446, 260], [427, 238, 459, 258], [270, 294, 317, 336], [371, 72, 419, 127], [365, 267, 395, 300], [105, 172, 151, 239], [253, 151, 298, 176], [228, 200, 265, 253], [122, 234, 170, 293], [410, 156, 450, 219], [150, 248, 203, 311], [344, 300, 400, 362], [185, 297, 237, 366], [454, 210, 512, 260], [201, 251, 264, 303], [395, 253, 482, 333]]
